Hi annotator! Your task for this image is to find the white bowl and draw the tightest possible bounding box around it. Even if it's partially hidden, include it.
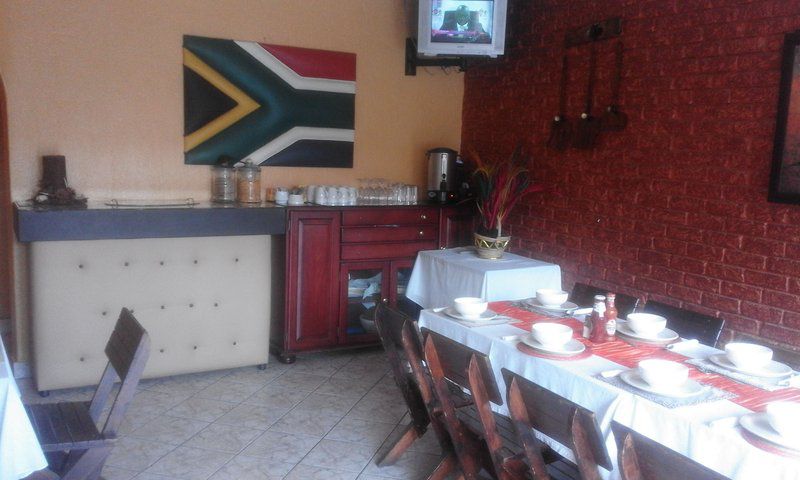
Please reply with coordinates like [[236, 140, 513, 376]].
[[453, 297, 488, 318], [626, 313, 667, 337], [766, 401, 800, 442], [638, 359, 689, 390], [725, 343, 773, 370], [536, 288, 569, 308], [531, 323, 573, 348]]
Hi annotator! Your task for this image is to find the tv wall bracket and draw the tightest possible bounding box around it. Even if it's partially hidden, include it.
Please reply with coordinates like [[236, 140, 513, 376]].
[[564, 17, 622, 47], [405, 38, 470, 76]]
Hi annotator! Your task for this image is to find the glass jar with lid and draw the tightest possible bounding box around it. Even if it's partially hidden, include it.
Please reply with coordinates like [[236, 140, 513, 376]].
[[236, 160, 261, 203], [210, 165, 236, 203]]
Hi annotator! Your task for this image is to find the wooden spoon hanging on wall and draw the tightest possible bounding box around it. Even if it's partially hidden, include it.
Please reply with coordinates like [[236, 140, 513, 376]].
[[547, 54, 572, 151], [572, 38, 601, 149], [601, 40, 628, 132]]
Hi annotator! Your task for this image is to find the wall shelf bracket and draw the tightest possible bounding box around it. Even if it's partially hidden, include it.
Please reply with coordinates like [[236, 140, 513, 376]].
[[405, 38, 467, 76]]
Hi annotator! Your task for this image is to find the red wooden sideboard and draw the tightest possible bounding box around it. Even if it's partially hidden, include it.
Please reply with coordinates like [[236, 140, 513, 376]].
[[270, 204, 474, 363]]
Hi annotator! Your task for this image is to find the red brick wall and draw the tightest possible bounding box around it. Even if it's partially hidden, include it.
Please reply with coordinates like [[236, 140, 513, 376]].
[[461, 0, 800, 350]]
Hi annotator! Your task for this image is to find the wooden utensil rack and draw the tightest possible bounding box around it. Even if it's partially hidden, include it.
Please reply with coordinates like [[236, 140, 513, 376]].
[[565, 17, 622, 47]]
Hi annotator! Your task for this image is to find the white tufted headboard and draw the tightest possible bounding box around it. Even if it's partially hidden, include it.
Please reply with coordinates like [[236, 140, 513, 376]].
[[29, 235, 271, 392]]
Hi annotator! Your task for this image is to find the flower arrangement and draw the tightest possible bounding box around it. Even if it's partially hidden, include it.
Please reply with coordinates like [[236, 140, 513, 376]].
[[470, 145, 546, 238]]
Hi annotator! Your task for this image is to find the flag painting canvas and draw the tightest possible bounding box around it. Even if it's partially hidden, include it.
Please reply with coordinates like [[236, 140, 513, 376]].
[[183, 35, 356, 167]]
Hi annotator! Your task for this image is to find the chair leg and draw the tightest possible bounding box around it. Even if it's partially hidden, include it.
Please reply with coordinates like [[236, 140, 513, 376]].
[[86, 454, 107, 480], [427, 453, 460, 480], [61, 446, 112, 480], [376, 422, 421, 466]]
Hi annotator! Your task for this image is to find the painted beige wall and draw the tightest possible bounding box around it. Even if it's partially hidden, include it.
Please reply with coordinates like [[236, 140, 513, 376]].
[[1, 0, 464, 361]]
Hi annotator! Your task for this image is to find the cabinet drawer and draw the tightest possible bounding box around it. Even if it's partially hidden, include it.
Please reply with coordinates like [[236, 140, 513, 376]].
[[341, 241, 437, 261], [341, 225, 438, 243], [342, 207, 439, 226]]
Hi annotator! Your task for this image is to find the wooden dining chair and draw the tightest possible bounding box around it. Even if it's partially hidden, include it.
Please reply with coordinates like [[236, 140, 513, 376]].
[[373, 303, 434, 465], [422, 329, 534, 480], [24, 308, 150, 480], [611, 421, 728, 480], [569, 282, 640, 318], [398, 320, 471, 480], [641, 301, 725, 347], [501, 368, 612, 480]]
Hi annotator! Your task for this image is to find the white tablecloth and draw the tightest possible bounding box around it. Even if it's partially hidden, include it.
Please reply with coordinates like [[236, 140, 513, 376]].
[[418, 309, 800, 480], [406, 247, 562, 308], [0, 337, 47, 480]]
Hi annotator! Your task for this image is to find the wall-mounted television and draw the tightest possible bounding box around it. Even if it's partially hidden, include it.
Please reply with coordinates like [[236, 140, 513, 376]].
[[416, 0, 508, 58]]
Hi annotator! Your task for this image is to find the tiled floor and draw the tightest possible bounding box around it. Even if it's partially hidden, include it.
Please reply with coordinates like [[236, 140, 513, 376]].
[[19, 348, 449, 480]]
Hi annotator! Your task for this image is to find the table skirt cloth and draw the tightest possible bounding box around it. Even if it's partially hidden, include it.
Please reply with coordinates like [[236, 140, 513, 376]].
[[0, 337, 47, 480], [406, 247, 562, 308]]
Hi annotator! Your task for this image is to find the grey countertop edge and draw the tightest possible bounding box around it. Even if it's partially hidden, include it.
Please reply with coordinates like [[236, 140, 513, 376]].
[[13, 202, 288, 242]]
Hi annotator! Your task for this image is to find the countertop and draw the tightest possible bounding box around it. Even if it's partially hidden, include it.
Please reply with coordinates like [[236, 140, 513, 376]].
[[14, 200, 287, 242], [13, 200, 448, 242]]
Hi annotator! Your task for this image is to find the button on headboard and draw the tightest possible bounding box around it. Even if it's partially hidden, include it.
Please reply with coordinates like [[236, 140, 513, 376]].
[[29, 235, 271, 391]]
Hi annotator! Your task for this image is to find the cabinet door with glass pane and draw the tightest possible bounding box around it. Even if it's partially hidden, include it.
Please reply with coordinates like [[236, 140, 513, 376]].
[[390, 259, 413, 306], [339, 262, 388, 344]]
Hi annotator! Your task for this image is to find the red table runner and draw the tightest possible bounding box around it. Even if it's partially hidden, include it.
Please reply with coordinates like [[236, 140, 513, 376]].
[[490, 301, 800, 412]]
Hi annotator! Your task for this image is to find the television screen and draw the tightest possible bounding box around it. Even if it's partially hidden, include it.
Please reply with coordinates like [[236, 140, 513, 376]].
[[417, 0, 507, 58], [430, 0, 494, 45]]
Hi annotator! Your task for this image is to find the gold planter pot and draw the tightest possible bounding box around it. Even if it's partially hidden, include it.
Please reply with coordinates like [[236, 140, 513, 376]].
[[473, 232, 511, 259]]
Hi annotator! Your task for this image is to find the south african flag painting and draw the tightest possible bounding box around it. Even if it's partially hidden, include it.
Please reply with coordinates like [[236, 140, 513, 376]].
[[183, 35, 356, 167]]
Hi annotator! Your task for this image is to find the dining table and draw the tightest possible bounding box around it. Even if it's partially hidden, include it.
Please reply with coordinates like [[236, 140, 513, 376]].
[[418, 300, 800, 480], [405, 247, 562, 309], [0, 335, 47, 480]]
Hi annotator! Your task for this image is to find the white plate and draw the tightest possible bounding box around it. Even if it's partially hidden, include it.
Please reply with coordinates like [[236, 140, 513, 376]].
[[348, 287, 366, 298], [443, 307, 498, 322], [524, 299, 579, 312], [740, 413, 800, 451], [619, 370, 705, 398], [708, 354, 793, 379], [520, 335, 585, 356], [616, 322, 680, 343]]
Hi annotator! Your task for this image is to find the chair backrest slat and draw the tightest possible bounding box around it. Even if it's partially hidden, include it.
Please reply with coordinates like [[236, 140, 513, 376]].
[[641, 301, 725, 347], [93, 308, 150, 437], [611, 421, 728, 480], [422, 333, 487, 478], [397, 314, 458, 466], [502, 368, 612, 474], [421, 329, 502, 405], [373, 303, 428, 431], [569, 282, 640, 318], [104, 308, 147, 380]]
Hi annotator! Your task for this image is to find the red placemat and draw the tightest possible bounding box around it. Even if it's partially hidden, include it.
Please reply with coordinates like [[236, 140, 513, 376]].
[[490, 301, 583, 332], [489, 300, 800, 411], [516, 341, 593, 361]]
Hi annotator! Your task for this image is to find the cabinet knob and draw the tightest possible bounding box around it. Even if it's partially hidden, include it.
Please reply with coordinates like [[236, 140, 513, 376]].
[[420, 214, 427, 220], [418, 230, 424, 237]]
